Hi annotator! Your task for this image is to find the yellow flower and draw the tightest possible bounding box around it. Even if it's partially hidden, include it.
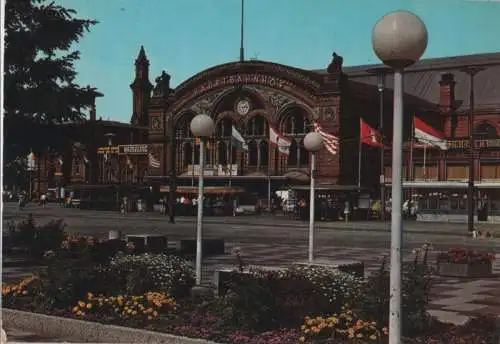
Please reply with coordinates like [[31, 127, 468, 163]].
[[152, 311, 158, 317], [311, 326, 320, 334], [78, 301, 85, 308], [299, 337, 305, 343], [357, 333, 363, 338], [87, 292, 94, 299], [72, 306, 79, 313], [22, 290, 28, 295], [86, 303, 92, 309], [369, 334, 377, 340]]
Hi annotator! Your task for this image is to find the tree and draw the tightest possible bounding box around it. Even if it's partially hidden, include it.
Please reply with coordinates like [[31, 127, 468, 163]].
[[4, 0, 99, 186]]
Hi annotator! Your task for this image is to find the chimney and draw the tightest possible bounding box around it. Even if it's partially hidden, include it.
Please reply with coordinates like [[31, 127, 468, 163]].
[[439, 73, 455, 112]]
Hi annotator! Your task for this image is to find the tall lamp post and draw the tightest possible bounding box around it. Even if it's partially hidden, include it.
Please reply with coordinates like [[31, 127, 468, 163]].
[[104, 133, 116, 183], [190, 114, 215, 285], [460, 66, 485, 235], [372, 11, 428, 344], [304, 132, 323, 262]]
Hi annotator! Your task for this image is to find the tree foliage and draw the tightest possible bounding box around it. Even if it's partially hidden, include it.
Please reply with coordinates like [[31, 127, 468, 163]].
[[4, 0, 99, 164]]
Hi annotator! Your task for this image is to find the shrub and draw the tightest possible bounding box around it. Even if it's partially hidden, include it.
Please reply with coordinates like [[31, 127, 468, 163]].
[[437, 248, 495, 265], [356, 245, 434, 336], [2, 276, 39, 308], [108, 253, 195, 297], [299, 308, 388, 343], [220, 266, 363, 331], [72, 292, 176, 323]]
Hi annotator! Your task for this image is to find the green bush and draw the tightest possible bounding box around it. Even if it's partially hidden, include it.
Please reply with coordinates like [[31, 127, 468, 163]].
[[107, 253, 195, 298], [356, 246, 433, 336], [220, 266, 364, 331]]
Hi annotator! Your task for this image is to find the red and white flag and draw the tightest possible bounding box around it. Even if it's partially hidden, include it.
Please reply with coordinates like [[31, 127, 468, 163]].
[[360, 119, 384, 148], [313, 122, 339, 155], [269, 126, 292, 155], [148, 153, 160, 168], [413, 117, 448, 150]]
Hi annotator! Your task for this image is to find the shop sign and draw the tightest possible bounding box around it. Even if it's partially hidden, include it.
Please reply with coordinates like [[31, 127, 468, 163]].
[[118, 144, 148, 155]]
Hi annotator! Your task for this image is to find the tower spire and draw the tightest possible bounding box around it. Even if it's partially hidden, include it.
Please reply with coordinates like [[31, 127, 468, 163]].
[[239, 0, 245, 62], [136, 45, 148, 64]]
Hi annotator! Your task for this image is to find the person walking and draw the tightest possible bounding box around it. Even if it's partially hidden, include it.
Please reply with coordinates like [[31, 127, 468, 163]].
[[40, 193, 47, 208]]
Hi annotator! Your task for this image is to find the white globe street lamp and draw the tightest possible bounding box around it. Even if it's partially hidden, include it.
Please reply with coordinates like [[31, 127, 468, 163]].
[[190, 114, 215, 285], [304, 132, 323, 263], [372, 11, 428, 344]]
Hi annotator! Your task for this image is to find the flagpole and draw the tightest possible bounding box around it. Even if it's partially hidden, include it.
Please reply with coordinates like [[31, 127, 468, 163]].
[[358, 121, 363, 189], [423, 145, 427, 180], [229, 140, 233, 187], [409, 116, 415, 182], [239, 0, 245, 62], [191, 141, 195, 187]]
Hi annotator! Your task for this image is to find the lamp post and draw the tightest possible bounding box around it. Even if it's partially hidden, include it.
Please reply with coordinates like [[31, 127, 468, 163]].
[[372, 11, 428, 344], [304, 132, 323, 263], [460, 66, 485, 236], [190, 114, 215, 285], [104, 133, 115, 183]]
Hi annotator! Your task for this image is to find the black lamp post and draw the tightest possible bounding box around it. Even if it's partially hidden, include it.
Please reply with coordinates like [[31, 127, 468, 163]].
[[460, 66, 485, 234]]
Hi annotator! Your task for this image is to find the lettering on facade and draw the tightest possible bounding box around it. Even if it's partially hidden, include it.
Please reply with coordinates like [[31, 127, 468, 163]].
[[97, 146, 119, 154], [447, 139, 500, 149], [118, 144, 149, 155], [191, 74, 293, 99]]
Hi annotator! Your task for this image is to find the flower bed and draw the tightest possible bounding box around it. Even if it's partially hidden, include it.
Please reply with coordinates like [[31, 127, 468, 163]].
[[2, 218, 498, 343], [436, 248, 495, 278]]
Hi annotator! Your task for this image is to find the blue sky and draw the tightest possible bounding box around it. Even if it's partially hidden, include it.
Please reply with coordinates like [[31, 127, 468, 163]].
[[58, 0, 500, 122]]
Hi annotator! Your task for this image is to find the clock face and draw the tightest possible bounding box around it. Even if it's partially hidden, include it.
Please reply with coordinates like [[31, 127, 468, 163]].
[[236, 99, 251, 115]]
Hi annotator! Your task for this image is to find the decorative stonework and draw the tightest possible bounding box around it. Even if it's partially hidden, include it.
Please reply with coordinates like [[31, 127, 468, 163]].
[[319, 106, 337, 121], [188, 88, 233, 114], [150, 115, 163, 132], [244, 85, 300, 115]]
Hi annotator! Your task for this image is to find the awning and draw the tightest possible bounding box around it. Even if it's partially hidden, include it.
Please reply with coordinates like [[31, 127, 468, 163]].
[[160, 186, 246, 195]]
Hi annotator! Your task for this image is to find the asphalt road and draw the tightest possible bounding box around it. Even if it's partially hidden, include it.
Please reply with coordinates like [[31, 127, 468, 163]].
[[3, 203, 499, 251]]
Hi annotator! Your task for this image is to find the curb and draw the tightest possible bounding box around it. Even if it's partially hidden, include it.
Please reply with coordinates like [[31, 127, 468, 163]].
[[2, 309, 219, 344]]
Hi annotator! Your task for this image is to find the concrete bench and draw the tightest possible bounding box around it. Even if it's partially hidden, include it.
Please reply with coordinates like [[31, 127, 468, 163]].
[[213, 265, 286, 296], [126, 234, 168, 254], [180, 239, 225, 256]]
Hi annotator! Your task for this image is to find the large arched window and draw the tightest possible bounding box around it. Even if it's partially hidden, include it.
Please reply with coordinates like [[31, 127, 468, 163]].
[[281, 109, 310, 168], [475, 122, 498, 140], [217, 141, 227, 165], [248, 140, 258, 166], [175, 113, 195, 173], [215, 117, 237, 167], [246, 115, 269, 171]]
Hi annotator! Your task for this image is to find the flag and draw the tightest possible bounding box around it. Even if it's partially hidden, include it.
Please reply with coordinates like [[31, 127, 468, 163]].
[[231, 125, 248, 151], [148, 153, 160, 168], [313, 122, 339, 155], [360, 119, 384, 147], [269, 126, 292, 155], [58, 158, 63, 165], [413, 117, 448, 150], [83, 156, 89, 164]]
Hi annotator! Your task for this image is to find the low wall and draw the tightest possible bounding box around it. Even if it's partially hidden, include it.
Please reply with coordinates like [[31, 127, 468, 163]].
[[2, 309, 218, 344], [417, 213, 500, 224]]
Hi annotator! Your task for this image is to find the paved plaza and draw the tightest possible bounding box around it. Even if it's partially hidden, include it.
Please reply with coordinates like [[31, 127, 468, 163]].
[[3, 204, 500, 338]]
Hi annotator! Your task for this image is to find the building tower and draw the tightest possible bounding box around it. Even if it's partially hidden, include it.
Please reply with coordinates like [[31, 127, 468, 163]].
[[130, 46, 153, 128]]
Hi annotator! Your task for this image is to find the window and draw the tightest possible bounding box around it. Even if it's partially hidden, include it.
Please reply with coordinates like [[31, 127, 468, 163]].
[[281, 109, 310, 169], [248, 141, 258, 166], [475, 122, 498, 140], [481, 165, 500, 180], [259, 141, 269, 167], [218, 141, 227, 165], [414, 165, 438, 180], [446, 165, 468, 181], [247, 116, 267, 136]]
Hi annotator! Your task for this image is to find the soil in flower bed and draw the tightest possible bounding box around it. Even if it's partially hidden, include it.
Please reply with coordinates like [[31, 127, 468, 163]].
[[7, 304, 499, 344]]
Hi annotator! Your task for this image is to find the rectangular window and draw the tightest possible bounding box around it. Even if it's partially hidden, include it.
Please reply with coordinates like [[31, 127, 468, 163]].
[[414, 165, 438, 180], [480, 165, 500, 180], [446, 165, 468, 181]]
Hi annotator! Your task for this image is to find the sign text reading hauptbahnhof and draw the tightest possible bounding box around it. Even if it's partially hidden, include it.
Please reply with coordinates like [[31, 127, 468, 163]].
[[447, 139, 500, 149]]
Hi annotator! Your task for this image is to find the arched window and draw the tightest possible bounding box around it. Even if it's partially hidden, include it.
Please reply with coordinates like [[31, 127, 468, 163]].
[[248, 141, 258, 166], [194, 144, 200, 164], [183, 142, 193, 166], [281, 109, 310, 168], [475, 122, 498, 140], [176, 113, 195, 138], [218, 141, 227, 165], [247, 116, 267, 136], [216, 118, 233, 137], [259, 140, 269, 167], [288, 140, 298, 166]]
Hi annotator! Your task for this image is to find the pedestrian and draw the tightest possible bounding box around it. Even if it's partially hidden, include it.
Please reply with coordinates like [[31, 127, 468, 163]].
[[344, 200, 351, 223], [59, 186, 65, 208], [298, 198, 307, 221], [40, 193, 47, 208]]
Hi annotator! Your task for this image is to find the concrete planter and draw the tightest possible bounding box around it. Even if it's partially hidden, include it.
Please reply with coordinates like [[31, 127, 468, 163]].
[[2, 309, 218, 344], [126, 234, 168, 254], [180, 239, 224, 256], [214, 265, 285, 296], [437, 261, 493, 278]]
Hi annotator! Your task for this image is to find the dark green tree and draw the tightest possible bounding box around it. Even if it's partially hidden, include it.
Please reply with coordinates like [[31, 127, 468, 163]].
[[3, 0, 99, 187]]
